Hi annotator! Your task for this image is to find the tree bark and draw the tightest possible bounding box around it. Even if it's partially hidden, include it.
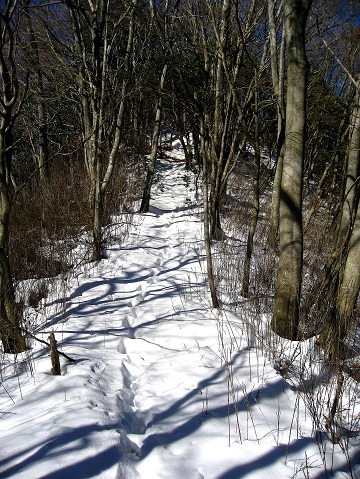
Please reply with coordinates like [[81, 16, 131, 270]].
[[0, 189, 26, 353], [49, 332, 61, 375], [336, 200, 360, 346], [272, 0, 312, 340], [207, 0, 230, 241]]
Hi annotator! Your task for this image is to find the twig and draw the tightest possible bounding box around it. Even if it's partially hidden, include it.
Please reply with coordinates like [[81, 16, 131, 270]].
[[316, 17, 360, 91]]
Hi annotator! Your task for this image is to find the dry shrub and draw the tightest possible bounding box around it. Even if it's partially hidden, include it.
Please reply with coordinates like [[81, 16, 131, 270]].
[[10, 150, 144, 283], [217, 157, 276, 309], [27, 280, 49, 309], [10, 156, 91, 282], [300, 203, 338, 338]]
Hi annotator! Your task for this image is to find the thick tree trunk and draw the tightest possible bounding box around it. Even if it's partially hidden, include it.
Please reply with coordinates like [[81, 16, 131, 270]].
[[269, 143, 284, 246], [0, 9, 27, 353], [0, 135, 26, 353], [0, 207, 26, 353], [336, 200, 360, 341], [271, 0, 312, 340]]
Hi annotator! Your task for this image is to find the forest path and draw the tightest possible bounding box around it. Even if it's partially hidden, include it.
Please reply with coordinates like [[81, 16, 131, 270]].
[[108, 159, 216, 478]]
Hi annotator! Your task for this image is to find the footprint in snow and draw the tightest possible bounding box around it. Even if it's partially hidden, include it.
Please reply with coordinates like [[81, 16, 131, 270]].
[[122, 317, 136, 339], [90, 362, 102, 373], [123, 317, 131, 329], [117, 338, 127, 354], [154, 257, 162, 268], [118, 387, 134, 407], [147, 276, 159, 285]]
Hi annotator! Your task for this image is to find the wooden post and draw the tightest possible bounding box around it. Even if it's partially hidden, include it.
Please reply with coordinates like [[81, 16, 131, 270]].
[[49, 332, 61, 375]]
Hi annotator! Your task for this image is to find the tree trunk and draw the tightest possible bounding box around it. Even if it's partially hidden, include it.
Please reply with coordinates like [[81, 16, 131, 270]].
[[271, 0, 312, 340], [175, 111, 193, 170], [91, 164, 103, 262], [336, 75, 360, 248], [49, 332, 61, 375], [140, 62, 168, 213], [200, 117, 219, 309], [0, 8, 27, 353], [319, 76, 360, 358], [243, 85, 260, 297], [0, 133, 26, 353], [336, 199, 360, 343], [0, 199, 26, 353], [66, 0, 137, 260], [206, 0, 229, 241], [268, 0, 286, 247]]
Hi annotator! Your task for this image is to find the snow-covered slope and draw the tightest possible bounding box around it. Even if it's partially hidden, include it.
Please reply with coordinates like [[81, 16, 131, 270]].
[[0, 157, 358, 478]]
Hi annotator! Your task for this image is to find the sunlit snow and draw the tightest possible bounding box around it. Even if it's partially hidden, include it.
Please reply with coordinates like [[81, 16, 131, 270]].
[[1, 148, 359, 478]]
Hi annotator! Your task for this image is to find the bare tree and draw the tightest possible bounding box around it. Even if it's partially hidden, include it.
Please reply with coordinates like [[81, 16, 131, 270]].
[[65, 0, 137, 261], [0, 1, 27, 353], [23, 0, 49, 183], [139, 60, 168, 213], [205, 0, 261, 241]]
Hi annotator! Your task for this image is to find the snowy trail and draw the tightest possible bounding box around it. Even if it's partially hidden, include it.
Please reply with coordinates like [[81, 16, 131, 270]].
[[1, 158, 358, 479], [1, 160, 221, 479]]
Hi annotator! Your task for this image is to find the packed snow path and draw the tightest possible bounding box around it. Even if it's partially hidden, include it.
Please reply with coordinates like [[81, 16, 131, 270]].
[[1, 159, 358, 479]]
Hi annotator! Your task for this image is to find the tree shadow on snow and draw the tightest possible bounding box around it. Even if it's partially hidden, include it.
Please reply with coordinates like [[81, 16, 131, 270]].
[[0, 422, 124, 479], [129, 351, 359, 478]]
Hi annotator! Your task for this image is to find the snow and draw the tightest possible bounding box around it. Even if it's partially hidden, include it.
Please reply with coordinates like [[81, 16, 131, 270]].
[[1, 153, 359, 478]]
